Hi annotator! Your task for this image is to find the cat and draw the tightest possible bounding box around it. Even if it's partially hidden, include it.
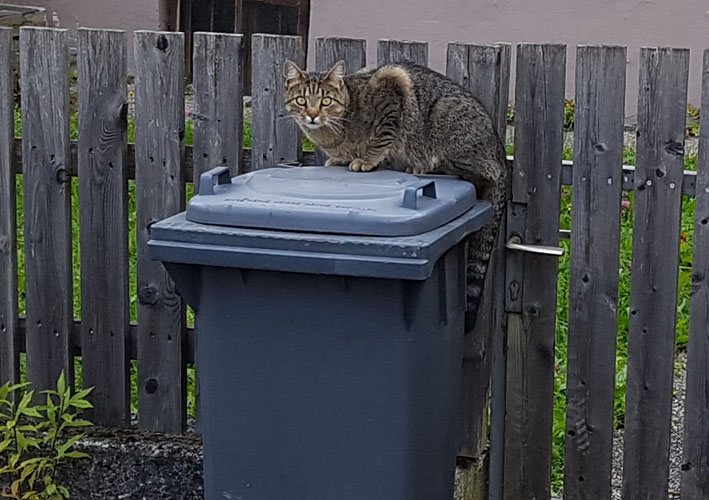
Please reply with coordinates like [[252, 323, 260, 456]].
[[283, 59, 510, 325]]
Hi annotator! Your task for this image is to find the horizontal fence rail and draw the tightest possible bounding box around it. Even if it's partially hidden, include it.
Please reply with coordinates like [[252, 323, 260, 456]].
[[7, 142, 701, 197], [0, 27, 707, 500]]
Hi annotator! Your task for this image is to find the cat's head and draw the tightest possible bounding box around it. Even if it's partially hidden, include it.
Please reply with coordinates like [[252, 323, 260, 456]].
[[284, 60, 348, 131]]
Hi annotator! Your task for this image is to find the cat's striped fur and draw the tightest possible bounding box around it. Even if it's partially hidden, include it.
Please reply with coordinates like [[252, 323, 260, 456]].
[[284, 60, 510, 324]]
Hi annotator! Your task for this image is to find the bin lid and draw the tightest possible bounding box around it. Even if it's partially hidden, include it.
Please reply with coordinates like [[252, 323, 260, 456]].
[[186, 166, 478, 237]]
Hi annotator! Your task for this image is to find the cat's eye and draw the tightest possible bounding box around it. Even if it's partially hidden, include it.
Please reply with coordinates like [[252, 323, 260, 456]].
[[295, 96, 306, 106], [322, 97, 333, 106]]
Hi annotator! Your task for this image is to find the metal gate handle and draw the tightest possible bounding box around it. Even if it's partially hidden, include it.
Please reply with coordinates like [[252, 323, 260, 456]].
[[505, 235, 564, 256]]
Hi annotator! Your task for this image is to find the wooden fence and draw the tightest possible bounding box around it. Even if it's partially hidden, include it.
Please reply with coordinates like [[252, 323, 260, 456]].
[[0, 26, 707, 500]]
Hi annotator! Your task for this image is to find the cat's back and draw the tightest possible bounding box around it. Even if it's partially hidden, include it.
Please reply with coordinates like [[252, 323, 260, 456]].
[[345, 63, 487, 117]]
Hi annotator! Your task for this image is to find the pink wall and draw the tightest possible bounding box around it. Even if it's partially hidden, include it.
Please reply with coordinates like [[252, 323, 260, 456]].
[[10, 0, 160, 70], [310, 0, 709, 124], [12, 0, 159, 31]]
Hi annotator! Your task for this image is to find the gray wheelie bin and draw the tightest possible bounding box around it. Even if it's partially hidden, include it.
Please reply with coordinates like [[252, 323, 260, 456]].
[[148, 165, 492, 500]]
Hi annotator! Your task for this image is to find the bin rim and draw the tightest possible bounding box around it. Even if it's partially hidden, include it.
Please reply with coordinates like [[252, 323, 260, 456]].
[[148, 202, 492, 280]]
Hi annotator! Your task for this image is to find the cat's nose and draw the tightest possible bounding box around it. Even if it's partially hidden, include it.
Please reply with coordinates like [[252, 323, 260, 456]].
[[306, 111, 320, 123]]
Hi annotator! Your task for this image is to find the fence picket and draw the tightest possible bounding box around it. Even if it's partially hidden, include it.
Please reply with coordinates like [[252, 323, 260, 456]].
[[133, 30, 186, 434], [680, 49, 709, 500], [192, 32, 244, 188], [315, 37, 366, 74], [445, 42, 511, 461], [314, 37, 367, 165], [622, 47, 689, 500], [76, 28, 130, 427], [446, 43, 511, 139], [250, 34, 303, 172], [19, 27, 73, 391], [564, 45, 626, 500], [503, 43, 566, 500], [377, 39, 428, 66], [0, 27, 18, 386]]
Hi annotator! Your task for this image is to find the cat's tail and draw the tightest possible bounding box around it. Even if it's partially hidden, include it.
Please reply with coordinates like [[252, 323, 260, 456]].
[[464, 158, 511, 330]]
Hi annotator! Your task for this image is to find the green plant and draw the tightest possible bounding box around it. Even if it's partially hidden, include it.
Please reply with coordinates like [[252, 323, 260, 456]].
[[563, 99, 575, 130], [506, 104, 515, 125], [686, 103, 700, 137], [0, 373, 93, 500]]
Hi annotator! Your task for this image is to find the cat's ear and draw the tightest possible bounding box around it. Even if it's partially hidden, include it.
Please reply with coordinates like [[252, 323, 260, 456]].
[[284, 59, 306, 83], [324, 60, 346, 83]]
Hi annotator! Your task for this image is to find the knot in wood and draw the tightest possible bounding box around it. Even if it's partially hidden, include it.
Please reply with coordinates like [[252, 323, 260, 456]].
[[663, 140, 684, 156], [144, 377, 159, 394], [138, 284, 160, 305], [156, 35, 168, 51], [0, 235, 8, 254], [55, 166, 69, 184]]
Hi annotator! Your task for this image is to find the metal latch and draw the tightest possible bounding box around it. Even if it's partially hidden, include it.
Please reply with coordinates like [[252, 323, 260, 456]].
[[505, 235, 564, 256], [504, 202, 564, 313]]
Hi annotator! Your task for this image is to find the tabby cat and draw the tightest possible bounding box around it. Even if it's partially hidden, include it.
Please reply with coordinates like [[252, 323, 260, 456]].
[[284, 59, 510, 324]]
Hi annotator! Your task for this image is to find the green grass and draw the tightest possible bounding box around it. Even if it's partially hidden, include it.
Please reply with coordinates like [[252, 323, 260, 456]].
[[13, 108, 698, 491]]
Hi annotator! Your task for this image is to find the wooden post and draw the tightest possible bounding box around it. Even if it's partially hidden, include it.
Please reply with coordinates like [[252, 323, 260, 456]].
[[250, 34, 303, 171], [192, 32, 244, 187], [76, 28, 130, 428], [377, 39, 428, 66], [0, 27, 18, 386], [314, 37, 367, 165], [681, 48, 709, 500], [133, 30, 186, 434], [622, 47, 689, 500], [19, 27, 73, 391], [503, 43, 566, 500], [445, 42, 511, 460], [564, 45, 626, 500]]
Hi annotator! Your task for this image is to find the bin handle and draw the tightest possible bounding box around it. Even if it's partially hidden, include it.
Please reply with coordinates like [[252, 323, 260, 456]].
[[402, 180, 437, 209], [199, 167, 232, 196]]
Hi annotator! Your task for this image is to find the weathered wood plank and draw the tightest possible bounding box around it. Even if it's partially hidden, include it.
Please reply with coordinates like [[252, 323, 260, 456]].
[[76, 28, 130, 428], [315, 37, 366, 75], [192, 32, 244, 188], [564, 45, 626, 500], [133, 31, 186, 434], [446, 43, 511, 139], [504, 43, 566, 500], [250, 34, 303, 171], [445, 43, 511, 460], [622, 47, 689, 500], [376, 39, 428, 66], [19, 27, 73, 391], [0, 27, 18, 386], [16, 316, 196, 365], [314, 37, 366, 165], [680, 49, 709, 500]]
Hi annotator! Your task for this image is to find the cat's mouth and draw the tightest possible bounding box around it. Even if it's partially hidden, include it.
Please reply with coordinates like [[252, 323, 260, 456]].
[[302, 122, 323, 130]]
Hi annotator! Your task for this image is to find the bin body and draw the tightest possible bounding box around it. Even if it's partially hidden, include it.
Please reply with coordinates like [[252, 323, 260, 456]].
[[149, 166, 492, 500]]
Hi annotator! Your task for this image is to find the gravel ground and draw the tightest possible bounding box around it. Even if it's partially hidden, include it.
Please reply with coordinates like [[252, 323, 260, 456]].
[[55, 422, 204, 500]]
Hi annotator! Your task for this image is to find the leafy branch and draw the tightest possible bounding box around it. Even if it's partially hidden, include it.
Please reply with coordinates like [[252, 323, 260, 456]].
[[0, 373, 92, 500]]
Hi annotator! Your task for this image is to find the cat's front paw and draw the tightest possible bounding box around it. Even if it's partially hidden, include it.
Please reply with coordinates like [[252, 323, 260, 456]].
[[349, 159, 377, 172], [325, 158, 344, 167]]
